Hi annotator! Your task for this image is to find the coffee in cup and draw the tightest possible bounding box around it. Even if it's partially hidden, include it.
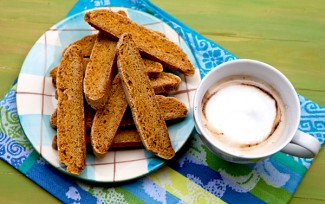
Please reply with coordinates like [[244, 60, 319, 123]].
[[200, 76, 286, 157], [193, 59, 321, 163]]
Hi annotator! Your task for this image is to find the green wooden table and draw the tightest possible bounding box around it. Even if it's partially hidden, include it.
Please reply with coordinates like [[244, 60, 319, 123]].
[[0, 0, 324, 203]]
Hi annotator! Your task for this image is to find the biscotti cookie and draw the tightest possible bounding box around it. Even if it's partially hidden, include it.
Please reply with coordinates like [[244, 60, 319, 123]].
[[84, 33, 117, 110], [85, 9, 195, 76], [50, 57, 89, 88], [90, 75, 128, 157], [49, 66, 58, 88], [51, 93, 188, 129], [53, 128, 144, 151], [120, 95, 188, 126], [117, 10, 127, 17], [84, 102, 96, 130], [143, 58, 163, 77], [62, 34, 97, 57], [51, 103, 95, 130], [150, 72, 181, 94], [53, 63, 170, 100], [111, 128, 143, 148], [116, 33, 175, 160], [52, 63, 169, 100], [50, 108, 57, 129], [51, 57, 162, 89], [56, 45, 86, 175]]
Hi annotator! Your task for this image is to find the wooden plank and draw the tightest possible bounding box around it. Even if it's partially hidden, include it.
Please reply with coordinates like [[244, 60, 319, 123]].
[[0, 0, 76, 98], [0, 161, 59, 203], [291, 198, 325, 204], [297, 90, 325, 106], [294, 147, 325, 200]]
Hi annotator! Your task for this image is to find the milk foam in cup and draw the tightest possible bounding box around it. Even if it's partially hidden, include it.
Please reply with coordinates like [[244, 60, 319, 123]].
[[193, 59, 321, 163], [201, 77, 285, 157]]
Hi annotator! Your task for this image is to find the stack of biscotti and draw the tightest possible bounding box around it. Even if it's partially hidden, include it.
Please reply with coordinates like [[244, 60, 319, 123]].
[[116, 33, 175, 159], [49, 9, 195, 174], [56, 45, 86, 175], [84, 9, 195, 76]]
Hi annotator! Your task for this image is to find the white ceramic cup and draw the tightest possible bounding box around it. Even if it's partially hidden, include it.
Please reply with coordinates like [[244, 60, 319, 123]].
[[193, 59, 321, 163]]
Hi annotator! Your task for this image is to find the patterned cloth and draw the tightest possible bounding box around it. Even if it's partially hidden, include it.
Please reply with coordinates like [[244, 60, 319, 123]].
[[1, 0, 324, 203]]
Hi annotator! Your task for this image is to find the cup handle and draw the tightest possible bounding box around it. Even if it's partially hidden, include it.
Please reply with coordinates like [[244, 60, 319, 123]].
[[281, 130, 321, 158]]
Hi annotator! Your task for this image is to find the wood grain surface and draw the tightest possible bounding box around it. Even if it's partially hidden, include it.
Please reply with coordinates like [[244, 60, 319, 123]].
[[0, 0, 324, 203]]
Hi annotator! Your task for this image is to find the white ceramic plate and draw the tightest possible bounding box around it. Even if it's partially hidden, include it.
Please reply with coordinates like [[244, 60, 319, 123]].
[[16, 7, 201, 182]]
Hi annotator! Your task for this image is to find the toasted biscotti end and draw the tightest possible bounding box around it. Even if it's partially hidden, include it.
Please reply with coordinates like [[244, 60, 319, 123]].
[[84, 103, 96, 130], [90, 75, 128, 158], [82, 58, 90, 72], [120, 95, 188, 126], [50, 109, 57, 128], [143, 59, 163, 77], [111, 128, 143, 148], [83, 33, 117, 110], [52, 129, 144, 151], [85, 9, 195, 76], [51, 102, 96, 131], [53, 132, 93, 152], [156, 95, 188, 120], [63, 34, 97, 57], [50, 66, 58, 87], [52, 135, 58, 150], [119, 107, 134, 126], [116, 33, 175, 160], [117, 10, 127, 17], [51, 58, 158, 88], [116, 9, 164, 57], [150, 72, 181, 94], [51, 103, 95, 130], [50, 66, 57, 78], [56, 45, 86, 175], [50, 58, 89, 89]]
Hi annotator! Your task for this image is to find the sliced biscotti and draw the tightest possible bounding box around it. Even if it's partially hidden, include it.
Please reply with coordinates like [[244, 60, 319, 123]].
[[50, 66, 58, 86], [50, 58, 89, 88], [150, 72, 181, 94], [51, 58, 161, 90], [51, 57, 161, 89], [51, 94, 188, 129], [82, 58, 90, 69], [50, 66, 59, 88], [90, 75, 128, 157], [85, 9, 195, 76], [84, 103, 96, 129], [90, 89, 187, 156], [53, 62, 169, 95], [120, 95, 188, 126], [117, 33, 175, 160], [111, 128, 143, 148], [50, 108, 57, 129], [116, 10, 127, 17], [54, 68, 176, 100], [143, 59, 163, 77], [84, 33, 117, 110], [116, 9, 166, 40], [63, 34, 97, 57], [157, 95, 188, 120], [52, 128, 144, 151], [56, 45, 86, 175], [51, 102, 95, 130]]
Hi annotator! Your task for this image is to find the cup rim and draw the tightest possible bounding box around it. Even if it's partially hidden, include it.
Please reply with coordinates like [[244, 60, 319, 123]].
[[193, 59, 301, 160]]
